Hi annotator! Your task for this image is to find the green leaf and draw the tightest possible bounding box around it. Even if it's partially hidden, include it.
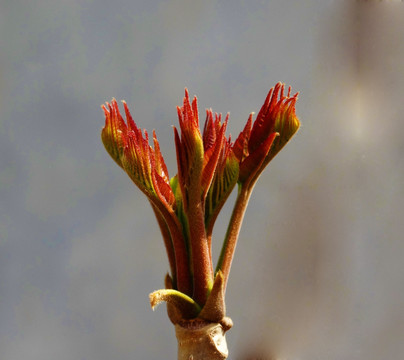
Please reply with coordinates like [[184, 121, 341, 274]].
[[205, 145, 239, 233], [149, 289, 201, 320], [170, 175, 190, 250], [101, 100, 127, 168]]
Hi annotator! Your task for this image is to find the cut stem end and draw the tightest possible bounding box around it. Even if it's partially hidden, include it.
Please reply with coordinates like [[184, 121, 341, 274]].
[[175, 319, 232, 360]]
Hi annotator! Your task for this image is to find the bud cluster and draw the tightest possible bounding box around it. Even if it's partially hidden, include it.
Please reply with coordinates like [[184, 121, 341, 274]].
[[101, 83, 300, 321]]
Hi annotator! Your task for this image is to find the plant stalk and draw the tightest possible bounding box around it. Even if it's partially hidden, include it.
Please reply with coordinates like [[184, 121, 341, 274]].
[[175, 321, 230, 360], [216, 184, 253, 290]]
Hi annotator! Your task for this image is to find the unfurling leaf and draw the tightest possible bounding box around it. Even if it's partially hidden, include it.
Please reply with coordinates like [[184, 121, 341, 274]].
[[149, 289, 201, 320], [205, 141, 239, 233]]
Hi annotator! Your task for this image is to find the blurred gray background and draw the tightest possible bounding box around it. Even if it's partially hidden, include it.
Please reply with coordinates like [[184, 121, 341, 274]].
[[1, 0, 403, 359]]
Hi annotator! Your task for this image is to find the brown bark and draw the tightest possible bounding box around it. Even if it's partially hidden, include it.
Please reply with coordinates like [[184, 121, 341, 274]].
[[175, 320, 232, 360]]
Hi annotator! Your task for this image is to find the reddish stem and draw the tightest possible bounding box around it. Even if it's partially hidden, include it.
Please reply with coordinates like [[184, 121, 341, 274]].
[[188, 193, 214, 306], [215, 184, 253, 292], [151, 198, 193, 297], [150, 202, 177, 284]]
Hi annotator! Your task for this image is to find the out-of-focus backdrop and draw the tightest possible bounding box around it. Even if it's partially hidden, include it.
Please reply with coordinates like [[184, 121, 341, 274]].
[[1, 1, 403, 359]]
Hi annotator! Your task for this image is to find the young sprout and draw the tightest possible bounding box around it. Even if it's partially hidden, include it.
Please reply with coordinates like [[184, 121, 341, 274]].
[[101, 83, 300, 359]]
